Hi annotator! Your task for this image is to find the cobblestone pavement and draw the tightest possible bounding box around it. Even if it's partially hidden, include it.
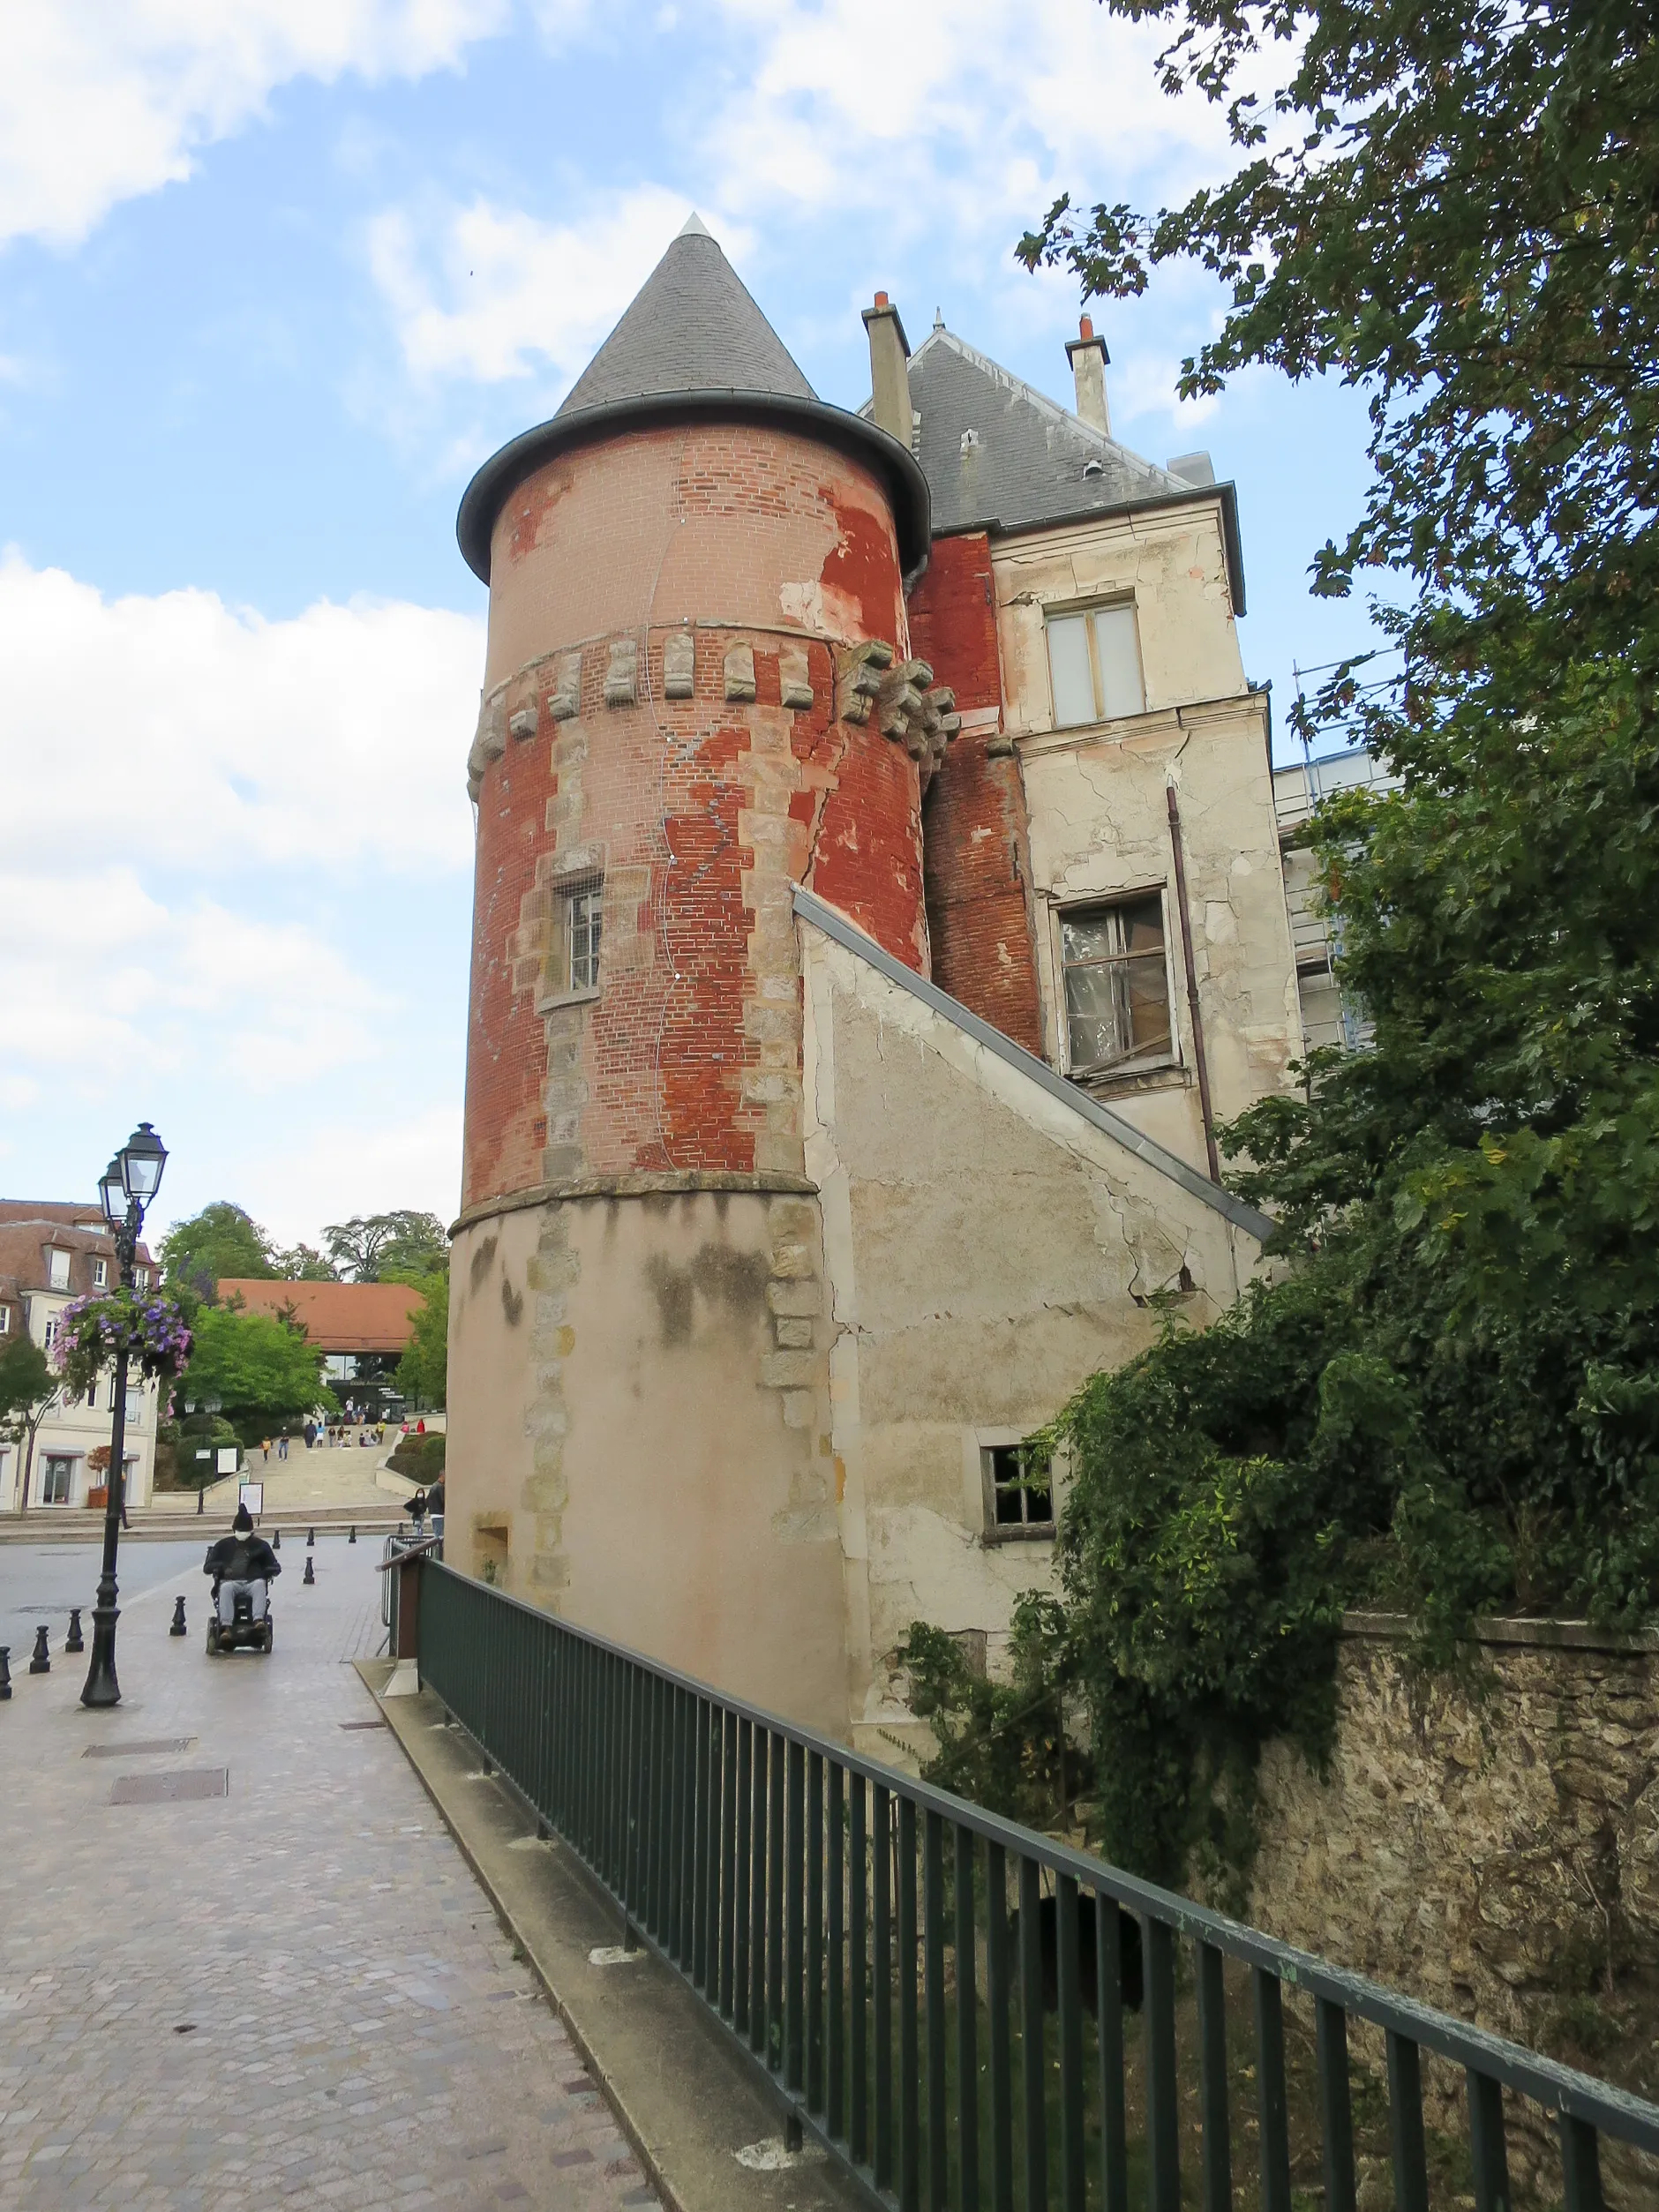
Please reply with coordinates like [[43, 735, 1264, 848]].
[[0, 1541, 659, 2212]]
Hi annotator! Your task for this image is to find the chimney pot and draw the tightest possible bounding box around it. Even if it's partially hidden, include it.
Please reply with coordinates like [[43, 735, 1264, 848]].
[[1079, 313, 1094, 340], [875, 290, 890, 308]]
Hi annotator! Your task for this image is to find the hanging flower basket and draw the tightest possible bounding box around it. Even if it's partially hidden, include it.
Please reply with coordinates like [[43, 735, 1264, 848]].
[[55, 1289, 191, 1395]]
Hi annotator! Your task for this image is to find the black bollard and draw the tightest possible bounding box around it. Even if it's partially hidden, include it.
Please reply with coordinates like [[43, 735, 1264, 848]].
[[349, 1526, 357, 1544], [303, 1556, 316, 1586], [169, 1596, 187, 1638], [0, 1647, 11, 1699], [29, 1626, 49, 1675], [273, 1527, 281, 1550], [307, 1526, 315, 1548], [64, 1608, 84, 1654]]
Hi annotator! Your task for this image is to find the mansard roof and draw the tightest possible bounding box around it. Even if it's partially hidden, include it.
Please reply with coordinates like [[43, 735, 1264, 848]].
[[457, 217, 929, 581], [888, 324, 1246, 611]]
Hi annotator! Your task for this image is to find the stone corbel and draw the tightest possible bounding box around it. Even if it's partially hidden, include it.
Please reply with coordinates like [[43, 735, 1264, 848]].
[[874, 657, 934, 740], [835, 638, 894, 724], [779, 648, 813, 710], [548, 652, 582, 721], [466, 694, 507, 799], [663, 632, 694, 700], [604, 638, 638, 708], [509, 703, 538, 743], [724, 643, 756, 703], [871, 662, 965, 791]]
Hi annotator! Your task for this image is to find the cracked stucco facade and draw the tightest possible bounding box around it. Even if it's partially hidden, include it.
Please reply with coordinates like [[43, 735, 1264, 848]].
[[993, 501, 1302, 1179], [799, 914, 1265, 1758]]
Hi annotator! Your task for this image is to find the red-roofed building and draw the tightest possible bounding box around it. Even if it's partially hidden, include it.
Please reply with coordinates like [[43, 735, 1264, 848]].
[[217, 1278, 427, 1416]]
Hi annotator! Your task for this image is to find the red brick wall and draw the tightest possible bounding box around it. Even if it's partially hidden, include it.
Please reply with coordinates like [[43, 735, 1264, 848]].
[[908, 534, 1047, 1059], [461, 424, 927, 1211]]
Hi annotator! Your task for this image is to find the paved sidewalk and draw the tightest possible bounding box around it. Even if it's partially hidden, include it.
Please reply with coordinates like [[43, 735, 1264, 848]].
[[0, 1542, 659, 2212]]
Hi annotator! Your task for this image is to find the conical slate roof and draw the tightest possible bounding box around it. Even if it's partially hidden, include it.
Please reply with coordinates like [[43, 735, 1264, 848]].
[[557, 215, 817, 415], [457, 217, 929, 582]]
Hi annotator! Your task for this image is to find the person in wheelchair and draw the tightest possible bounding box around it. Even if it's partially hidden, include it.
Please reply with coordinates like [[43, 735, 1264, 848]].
[[204, 1503, 281, 1648]]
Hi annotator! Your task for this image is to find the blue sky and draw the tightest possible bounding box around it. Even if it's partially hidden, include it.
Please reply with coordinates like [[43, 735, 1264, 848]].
[[0, 0, 1381, 1249]]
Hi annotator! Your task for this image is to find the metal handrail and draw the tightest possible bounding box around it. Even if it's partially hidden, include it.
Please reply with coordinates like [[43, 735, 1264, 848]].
[[406, 1555, 1657, 2212]]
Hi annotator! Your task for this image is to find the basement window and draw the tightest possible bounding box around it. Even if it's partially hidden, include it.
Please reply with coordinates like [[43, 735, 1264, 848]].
[[567, 885, 603, 995], [1046, 603, 1145, 726], [983, 1443, 1055, 1540], [1058, 893, 1175, 1078]]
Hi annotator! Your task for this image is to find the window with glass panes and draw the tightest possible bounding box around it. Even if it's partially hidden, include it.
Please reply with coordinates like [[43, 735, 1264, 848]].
[[983, 1443, 1055, 1533], [41, 1454, 76, 1504], [1045, 602, 1145, 727], [567, 886, 603, 994], [1058, 894, 1173, 1076]]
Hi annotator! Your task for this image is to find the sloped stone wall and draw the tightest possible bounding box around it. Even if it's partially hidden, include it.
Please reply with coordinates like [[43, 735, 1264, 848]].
[[1247, 1618, 1659, 2203]]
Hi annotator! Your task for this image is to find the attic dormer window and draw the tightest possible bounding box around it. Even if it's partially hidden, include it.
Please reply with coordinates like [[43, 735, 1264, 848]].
[[47, 1248, 70, 1291]]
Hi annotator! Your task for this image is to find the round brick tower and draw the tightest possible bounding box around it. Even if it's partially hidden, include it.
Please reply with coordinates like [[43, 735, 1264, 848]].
[[446, 216, 935, 1731]]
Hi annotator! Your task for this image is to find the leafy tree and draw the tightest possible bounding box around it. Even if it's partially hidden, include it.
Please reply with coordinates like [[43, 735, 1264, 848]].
[[160, 1203, 278, 1302], [324, 1210, 448, 1282], [392, 1268, 449, 1409], [176, 1305, 330, 1433], [902, 0, 1659, 1889], [275, 1242, 337, 1282], [0, 1334, 59, 1511], [1017, 0, 1655, 694]]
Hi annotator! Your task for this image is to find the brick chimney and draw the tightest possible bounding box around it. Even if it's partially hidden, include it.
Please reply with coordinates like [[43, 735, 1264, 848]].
[[862, 291, 912, 449], [1065, 313, 1110, 435]]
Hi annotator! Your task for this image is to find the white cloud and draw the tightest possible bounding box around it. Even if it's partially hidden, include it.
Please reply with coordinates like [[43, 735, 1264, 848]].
[[367, 184, 695, 386], [0, 0, 510, 249], [0, 559, 478, 1228], [0, 555, 482, 873], [0, 866, 370, 1086], [698, 0, 1234, 252], [360, 0, 1241, 413], [253, 1104, 466, 1246]]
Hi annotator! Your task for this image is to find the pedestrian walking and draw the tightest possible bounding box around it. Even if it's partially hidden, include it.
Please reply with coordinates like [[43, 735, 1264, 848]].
[[261, 1438, 271, 1464]]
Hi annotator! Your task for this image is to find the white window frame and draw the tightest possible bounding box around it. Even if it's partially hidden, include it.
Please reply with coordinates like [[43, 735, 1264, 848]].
[[1052, 888, 1181, 1081], [1043, 598, 1146, 729], [94, 1258, 108, 1288], [0, 1306, 9, 1335], [47, 1248, 70, 1291], [42, 1317, 59, 1352]]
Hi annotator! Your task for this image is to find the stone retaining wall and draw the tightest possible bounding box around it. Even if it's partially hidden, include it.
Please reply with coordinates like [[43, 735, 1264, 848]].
[[1246, 1616, 1659, 2203]]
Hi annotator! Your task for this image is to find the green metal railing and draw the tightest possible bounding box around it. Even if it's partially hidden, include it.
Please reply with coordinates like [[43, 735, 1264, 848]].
[[408, 1557, 1659, 2212]]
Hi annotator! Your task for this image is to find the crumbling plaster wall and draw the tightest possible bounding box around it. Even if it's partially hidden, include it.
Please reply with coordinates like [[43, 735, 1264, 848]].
[[989, 504, 1302, 1179], [799, 912, 1264, 1759], [1019, 702, 1302, 1171], [447, 1184, 846, 1736], [993, 500, 1243, 740]]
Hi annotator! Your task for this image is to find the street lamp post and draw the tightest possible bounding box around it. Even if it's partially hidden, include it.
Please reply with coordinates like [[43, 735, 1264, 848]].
[[81, 1121, 168, 1710]]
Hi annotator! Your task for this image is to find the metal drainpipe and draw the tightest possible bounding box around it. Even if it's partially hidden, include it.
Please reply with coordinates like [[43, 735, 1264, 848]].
[[1166, 782, 1222, 1184]]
